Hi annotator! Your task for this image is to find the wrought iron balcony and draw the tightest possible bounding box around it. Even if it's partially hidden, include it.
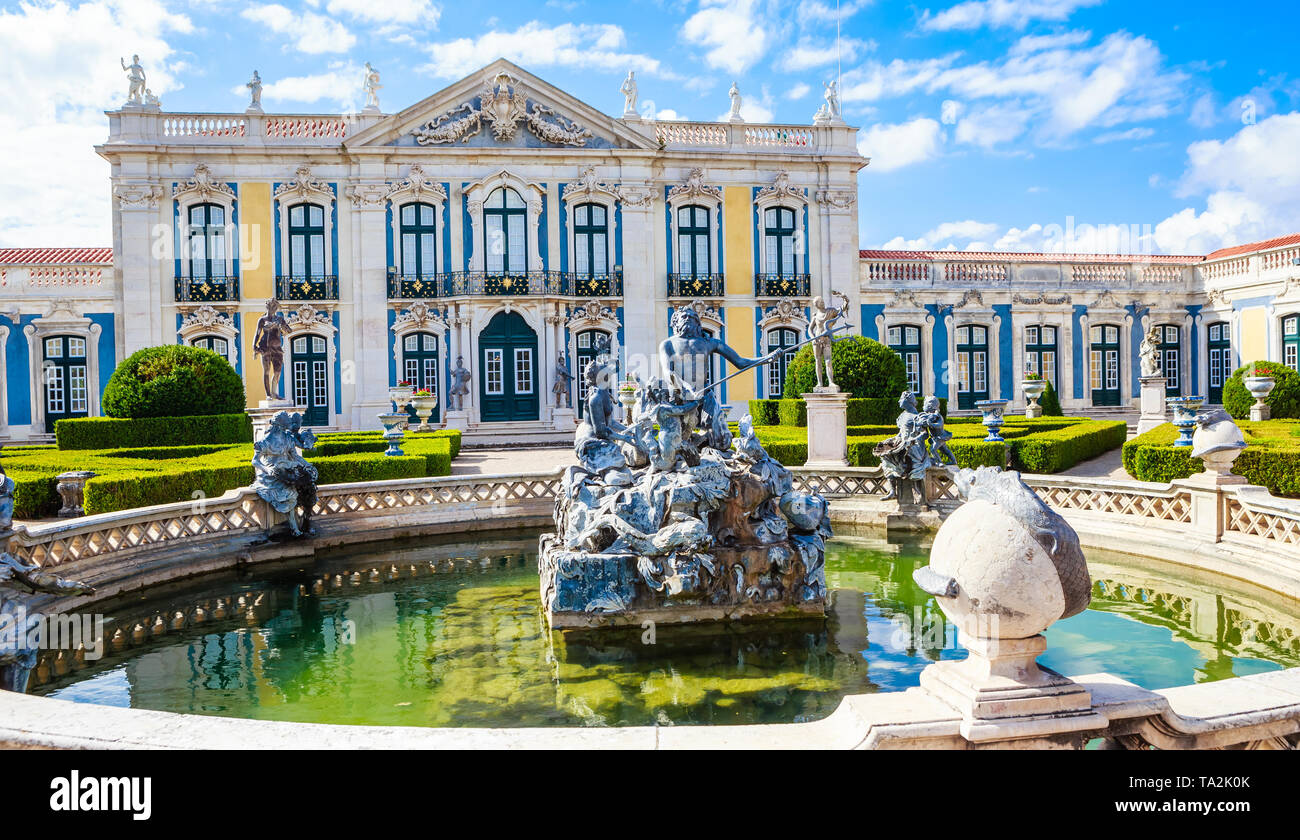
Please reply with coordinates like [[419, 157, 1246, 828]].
[[175, 273, 240, 302], [755, 272, 811, 297], [386, 269, 624, 299], [668, 272, 725, 298], [276, 275, 339, 301]]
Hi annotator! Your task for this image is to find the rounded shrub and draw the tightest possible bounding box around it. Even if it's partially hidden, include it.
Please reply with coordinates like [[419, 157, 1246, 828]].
[[102, 345, 245, 418], [783, 335, 907, 399], [1039, 379, 1063, 416], [1223, 360, 1300, 419]]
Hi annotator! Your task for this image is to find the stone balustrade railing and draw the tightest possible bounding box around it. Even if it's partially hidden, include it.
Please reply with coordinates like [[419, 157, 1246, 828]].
[[12, 466, 1300, 572], [109, 110, 383, 146], [861, 258, 1199, 290], [0, 265, 112, 294], [652, 120, 858, 155]]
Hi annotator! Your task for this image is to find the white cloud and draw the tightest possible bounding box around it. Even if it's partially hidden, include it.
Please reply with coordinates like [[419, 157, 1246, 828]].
[[780, 37, 873, 71], [680, 0, 770, 75], [656, 108, 687, 121], [716, 85, 774, 122], [420, 21, 667, 78], [785, 82, 811, 100], [233, 65, 363, 108], [0, 0, 192, 246], [857, 118, 943, 172], [1093, 126, 1154, 144], [881, 220, 999, 250], [324, 0, 439, 26], [919, 0, 1103, 32], [797, 0, 871, 25], [955, 101, 1031, 147], [242, 4, 355, 54]]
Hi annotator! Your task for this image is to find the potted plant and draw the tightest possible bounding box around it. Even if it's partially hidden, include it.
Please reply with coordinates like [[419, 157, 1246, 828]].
[[410, 389, 437, 432], [388, 380, 415, 413], [1021, 371, 1048, 419], [1243, 364, 1277, 421]]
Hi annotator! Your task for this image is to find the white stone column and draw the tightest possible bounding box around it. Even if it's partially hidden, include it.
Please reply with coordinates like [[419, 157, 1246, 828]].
[[815, 187, 861, 335], [347, 183, 392, 430]]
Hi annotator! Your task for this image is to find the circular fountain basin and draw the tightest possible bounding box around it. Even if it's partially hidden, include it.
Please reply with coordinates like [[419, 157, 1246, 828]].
[[29, 527, 1299, 729]]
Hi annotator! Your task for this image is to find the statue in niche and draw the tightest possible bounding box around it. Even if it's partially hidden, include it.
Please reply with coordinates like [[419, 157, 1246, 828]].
[[808, 291, 851, 392], [253, 298, 290, 401], [621, 70, 638, 116], [553, 353, 574, 409], [1139, 325, 1162, 378], [875, 391, 936, 504], [252, 411, 318, 538], [659, 307, 777, 451], [448, 356, 471, 412], [121, 54, 146, 105]]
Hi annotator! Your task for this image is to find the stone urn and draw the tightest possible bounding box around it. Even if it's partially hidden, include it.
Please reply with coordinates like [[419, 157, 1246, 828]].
[[974, 398, 1009, 442], [1021, 379, 1047, 419], [618, 382, 638, 425], [377, 412, 408, 456], [388, 384, 415, 415], [1244, 375, 1275, 421], [1190, 408, 1246, 484], [1166, 395, 1205, 447], [410, 391, 437, 432], [55, 471, 97, 518]]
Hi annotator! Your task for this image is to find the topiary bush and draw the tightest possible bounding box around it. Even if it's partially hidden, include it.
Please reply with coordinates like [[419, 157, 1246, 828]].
[[1223, 361, 1300, 419], [783, 335, 907, 400], [102, 345, 245, 419], [1039, 379, 1063, 416]]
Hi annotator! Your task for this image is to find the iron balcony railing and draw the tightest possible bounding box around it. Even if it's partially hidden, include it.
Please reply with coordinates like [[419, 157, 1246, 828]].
[[755, 272, 811, 297], [276, 275, 339, 301], [667, 272, 725, 298], [386, 269, 623, 299], [175, 273, 240, 302]]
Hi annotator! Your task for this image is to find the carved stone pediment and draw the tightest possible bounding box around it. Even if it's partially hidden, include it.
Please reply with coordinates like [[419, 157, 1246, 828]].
[[173, 164, 236, 202], [275, 165, 336, 202], [394, 301, 448, 330], [412, 71, 593, 148], [668, 169, 723, 204], [756, 171, 806, 205], [180, 304, 235, 331], [386, 165, 447, 203], [563, 168, 619, 204], [566, 299, 617, 328]]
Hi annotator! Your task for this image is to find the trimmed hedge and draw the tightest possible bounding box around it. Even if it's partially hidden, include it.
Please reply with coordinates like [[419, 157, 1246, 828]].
[[1223, 361, 1300, 419], [749, 397, 948, 428], [1123, 420, 1300, 496], [102, 345, 245, 418], [754, 416, 1125, 473], [55, 414, 253, 450], [783, 335, 907, 399]]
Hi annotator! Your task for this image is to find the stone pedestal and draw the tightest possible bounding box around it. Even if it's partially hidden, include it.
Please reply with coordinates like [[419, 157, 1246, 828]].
[[552, 407, 577, 431], [920, 634, 1106, 742], [1136, 375, 1168, 434], [443, 410, 470, 432], [1250, 403, 1271, 422], [803, 391, 849, 468], [55, 471, 96, 518], [246, 399, 303, 441]]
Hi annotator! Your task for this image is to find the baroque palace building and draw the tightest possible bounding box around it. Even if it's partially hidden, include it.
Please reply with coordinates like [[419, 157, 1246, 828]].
[[0, 58, 1297, 440]]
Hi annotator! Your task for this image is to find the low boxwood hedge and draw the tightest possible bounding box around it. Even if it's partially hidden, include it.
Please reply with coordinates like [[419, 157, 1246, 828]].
[[749, 397, 948, 428], [755, 416, 1125, 473], [55, 414, 253, 450], [1123, 420, 1300, 496]]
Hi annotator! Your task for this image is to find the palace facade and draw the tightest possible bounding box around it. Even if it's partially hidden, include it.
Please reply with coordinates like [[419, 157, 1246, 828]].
[[0, 59, 1297, 441]]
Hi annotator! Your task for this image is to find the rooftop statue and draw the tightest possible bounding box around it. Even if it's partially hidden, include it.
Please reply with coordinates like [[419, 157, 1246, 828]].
[[246, 70, 263, 111], [728, 81, 743, 120], [363, 62, 382, 110], [252, 411, 318, 538], [253, 298, 289, 401], [621, 70, 638, 116], [540, 320, 830, 628], [121, 54, 146, 105]]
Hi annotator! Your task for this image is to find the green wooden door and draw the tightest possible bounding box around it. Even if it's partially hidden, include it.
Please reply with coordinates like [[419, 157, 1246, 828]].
[[42, 335, 90, 433], [1207, 322, 1231, 404], [479, 311, 538, 423], [402, 331, 441, 424], [1090, 324, 1121, 407], [955, 325, 989, 410], [291, 334, 330, 427], [1157, 324, 1182, 397]]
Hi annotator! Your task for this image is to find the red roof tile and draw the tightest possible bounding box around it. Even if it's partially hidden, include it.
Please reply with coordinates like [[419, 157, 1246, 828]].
[[859, 248, 1201, 264], [0, 247, 113, 266], [1204, 232, 1300, 260]]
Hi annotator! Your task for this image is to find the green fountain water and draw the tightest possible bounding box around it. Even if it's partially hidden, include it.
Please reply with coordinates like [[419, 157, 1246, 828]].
[[34, 528, 1299, 728]]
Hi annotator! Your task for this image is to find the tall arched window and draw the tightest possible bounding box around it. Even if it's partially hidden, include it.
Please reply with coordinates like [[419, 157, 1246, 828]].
[[766, 327, 800, 396], [887, 324, 923, 395], [764, 207, 797, 276], [188, 203, 226, 279], [289, 203, 326, 278], [192, 335, 229, 363], [1090, 324, 1121, 406], [1283, 314, 1299, 371], [484, 187, 527, 274], [677, 205, 710, 276], [1025, 325, 1057, 390], [400, 202, 437, 276], [573, 203, 608, 277], [955, 325, 990, 410]]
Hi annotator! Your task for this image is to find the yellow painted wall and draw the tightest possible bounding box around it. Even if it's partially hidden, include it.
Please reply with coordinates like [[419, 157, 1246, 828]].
[[240, 182, 275, 406], [722, 186, 756, 403], [1238, 307, 1268, 363]]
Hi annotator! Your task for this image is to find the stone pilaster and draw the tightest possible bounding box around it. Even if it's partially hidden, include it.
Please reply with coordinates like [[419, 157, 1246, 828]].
[[347, 182, 393, 430]]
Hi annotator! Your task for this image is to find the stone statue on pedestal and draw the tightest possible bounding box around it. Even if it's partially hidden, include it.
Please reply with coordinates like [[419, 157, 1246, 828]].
[[553, 353, 573, 409], [448, 356, 471, 412], [621, 70, 638, 116], [728, 81, 743, 120], [808, 291, 850, 392], [1139, 325, 1162, 378], [363, 62, 382, 110], [246, 70, 263, 111], [253, 298, 289, 400], [121, 54, 146, 105], [252, 411, 318, 538]]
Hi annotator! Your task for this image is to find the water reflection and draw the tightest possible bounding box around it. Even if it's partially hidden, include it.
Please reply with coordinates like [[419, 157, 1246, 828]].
[[35, 528, 1299, 727]]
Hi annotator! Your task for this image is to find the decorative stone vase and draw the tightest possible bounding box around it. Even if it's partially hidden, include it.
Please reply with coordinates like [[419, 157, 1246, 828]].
[[1021, 379, 1047, 419], [618, 384, 638, 425], [410, 394, 437, 432], [1166, 395, 1205, 447], [1244, 376, 1276, 421], [1190, 409, 1247, 485], [388, 384, 415, 415], [377, 412, 408, 456], [55, 471, 97, 518], [974, 399, 1009, 442]]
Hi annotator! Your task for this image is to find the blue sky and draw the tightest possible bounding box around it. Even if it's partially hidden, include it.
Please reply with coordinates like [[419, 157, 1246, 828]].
[[2, 0, 1298, 254]]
